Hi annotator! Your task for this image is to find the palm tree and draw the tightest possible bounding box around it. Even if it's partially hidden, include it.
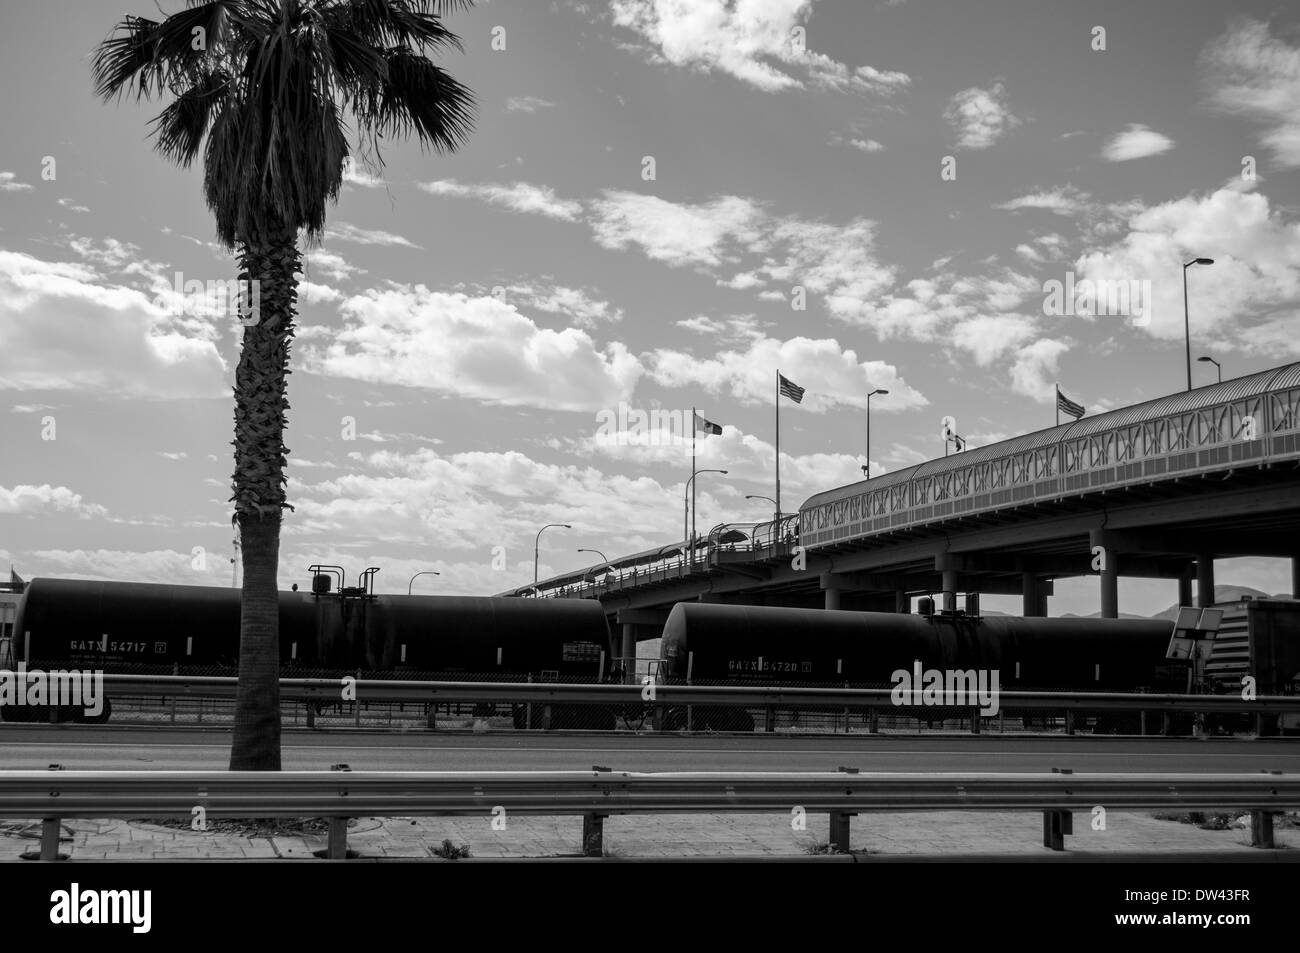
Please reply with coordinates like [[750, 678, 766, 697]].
[[93, 0, 475, 769]]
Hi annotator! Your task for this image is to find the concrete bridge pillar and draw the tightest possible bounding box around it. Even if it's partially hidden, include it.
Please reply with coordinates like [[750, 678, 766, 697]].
[[941, 570, 958, 613], [895, 588, 909, 614], [1178, 570, 1193, 608], [1291, 557, 1299, 599], [620, 623, 635, 681], [1021, 573, 1044, 617], [1197, 554, 1215, 608], [820, 573, 841, 611], [1090, 529, 1119, 619]]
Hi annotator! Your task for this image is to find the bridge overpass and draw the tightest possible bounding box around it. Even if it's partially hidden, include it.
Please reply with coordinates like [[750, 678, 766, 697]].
[[500, 362, 1300, 658]]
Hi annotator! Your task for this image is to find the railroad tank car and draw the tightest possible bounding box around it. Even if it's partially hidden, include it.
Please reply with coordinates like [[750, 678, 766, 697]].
[[7, 577, 615, 723], [659, 603, 1177, 687], [658, 603, 1182, 731]]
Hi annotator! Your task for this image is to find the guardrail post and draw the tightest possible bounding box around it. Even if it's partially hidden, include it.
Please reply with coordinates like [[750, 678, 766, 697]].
[[582, 814, 605, 857], [1252, 770, 1282, 849], [39, 764, 66, 862], [764, 706, 776, 733], [829, 812, 853, 852], [307, 700, 316, 729], [426, 702, 438, 731], [1064, 710, 1074, 736], [970, 707, 980, 735], [1042, 768, 1074, 851], [327, 764, 351, 860], [869, 707, 879, 734], [1251, 810, 1275, 849]]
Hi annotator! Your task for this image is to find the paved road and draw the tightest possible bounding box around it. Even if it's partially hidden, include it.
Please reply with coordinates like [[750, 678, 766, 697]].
[[1, 726, 1297, 772]]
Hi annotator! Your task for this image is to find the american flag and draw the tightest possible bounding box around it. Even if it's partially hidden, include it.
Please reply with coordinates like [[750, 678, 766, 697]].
[[1056, 386, 1085, 419], [778, 373, 805, 404]]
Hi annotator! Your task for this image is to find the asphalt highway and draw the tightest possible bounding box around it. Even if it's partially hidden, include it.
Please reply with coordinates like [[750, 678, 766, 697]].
[[0, 726, 1297, 772]]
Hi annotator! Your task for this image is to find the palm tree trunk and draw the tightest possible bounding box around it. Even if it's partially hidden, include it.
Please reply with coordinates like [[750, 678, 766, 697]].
[[228, 224, 300, 771]]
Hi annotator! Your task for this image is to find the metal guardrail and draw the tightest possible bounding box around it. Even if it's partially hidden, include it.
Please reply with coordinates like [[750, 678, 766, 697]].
[[6, 768, 1297, 860], [74, 674, 1300, 714]]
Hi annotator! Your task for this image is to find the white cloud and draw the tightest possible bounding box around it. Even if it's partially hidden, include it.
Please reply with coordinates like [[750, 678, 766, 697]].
[[647, 334, 926, 413], [1009, 338, 1072, 401], [1074, 186, 1300, 351], [57, 198, 91, 213], [0, 484, 108, 519], [846, 137, 884, 153], [324, 222, 421, 248], [304, 249, 365, 282], [944, 82, 1020, 149], [951, 315, 1039, 366], [158, 451, 188, 460], [341, 157, 385, 189], [590, 191, 764, 267], [0, 171, 33, 192], [506, 96, 556, 112], [505, 282, 624, 327], [303, 287, 643, 412], [27, 548, 228, 585], [0, 250, 227, 397], [608, 0, 910, 95], [421, 178, 583, 221], [1202, 19, 1300, 169], [1102, 124, 1174, 162], [995, 187, 1091, 216]]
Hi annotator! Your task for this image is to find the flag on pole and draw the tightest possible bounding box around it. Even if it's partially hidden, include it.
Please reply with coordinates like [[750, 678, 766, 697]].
[[694, 412, 722, 436], [778, 373, 805, 404], [1056, 386, 1085, 420]]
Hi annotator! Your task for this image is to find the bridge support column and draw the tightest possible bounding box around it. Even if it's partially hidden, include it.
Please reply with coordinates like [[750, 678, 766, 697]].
[[1091, 530, 1119, 619], [1197, 554, 1215, 608], [1099, 564, 1118, 619], [821, 574, 841, 611], [1178, 571, 1193, 608], [1021, 574, 1043, 618], [621, 624, 635, 681], [941, 570, 958, 613], [895, 589, 909, 614], [1291, 557, 1299, 599]]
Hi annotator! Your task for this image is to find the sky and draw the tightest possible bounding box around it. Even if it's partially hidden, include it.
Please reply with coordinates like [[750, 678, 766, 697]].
[[1, 0, 1298, 615]]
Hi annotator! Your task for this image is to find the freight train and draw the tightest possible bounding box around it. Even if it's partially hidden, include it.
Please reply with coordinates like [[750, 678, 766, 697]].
[[657, 602, 1188, 731], [8, 574, 1288, 733], [5, 573, 616, 724]]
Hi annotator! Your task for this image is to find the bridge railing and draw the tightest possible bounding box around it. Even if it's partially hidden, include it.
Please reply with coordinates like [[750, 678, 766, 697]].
[[6, 768, 1297, 859]]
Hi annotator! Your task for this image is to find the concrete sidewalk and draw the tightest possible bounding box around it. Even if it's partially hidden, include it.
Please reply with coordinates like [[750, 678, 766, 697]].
[[3, 810, 1296, 860]]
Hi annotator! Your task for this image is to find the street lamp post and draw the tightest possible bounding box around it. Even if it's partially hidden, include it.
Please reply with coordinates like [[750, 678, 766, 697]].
[[1183, 258, 1214, 391], [685, 469, 727, 570], [407, 570, 440, 595], [745, 494, 780, 548], [534, 523, 572, 585], [577, 548, 609, 587], [1197, 355, 1221, 384], [866, 388, 889, 478]]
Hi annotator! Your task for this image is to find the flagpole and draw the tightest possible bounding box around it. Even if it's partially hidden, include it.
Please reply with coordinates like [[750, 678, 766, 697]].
[[1055, 384, 1060, 427], [691, 406, 697, 571], [775, 370, 781, 525]]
